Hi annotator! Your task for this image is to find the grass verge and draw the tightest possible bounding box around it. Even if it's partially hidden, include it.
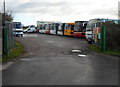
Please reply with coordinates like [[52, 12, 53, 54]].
[[2, 41, 24, 62], [88, 44, 120, 56]]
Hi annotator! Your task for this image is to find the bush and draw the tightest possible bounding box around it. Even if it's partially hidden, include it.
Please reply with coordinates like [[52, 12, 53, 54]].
[[103, 21, 120, 50]]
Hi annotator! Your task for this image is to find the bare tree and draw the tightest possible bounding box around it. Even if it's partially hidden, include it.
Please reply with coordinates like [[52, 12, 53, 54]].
[[5, 11, 13, 22]]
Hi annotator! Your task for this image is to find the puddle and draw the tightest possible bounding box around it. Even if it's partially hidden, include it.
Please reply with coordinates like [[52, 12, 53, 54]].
[[29, 53, 33, 55], [20, 59, 30, 61], [71, 49, 87, 57], [71, 50, 82, 53], [78, 54, 86, 57], [20, 58, 40, 61], [23, 34, 38, 37], [45, 41, 53, 43]]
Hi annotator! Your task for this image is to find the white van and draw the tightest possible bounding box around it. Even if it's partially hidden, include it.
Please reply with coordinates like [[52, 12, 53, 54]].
[[27, 25, 35, 33]]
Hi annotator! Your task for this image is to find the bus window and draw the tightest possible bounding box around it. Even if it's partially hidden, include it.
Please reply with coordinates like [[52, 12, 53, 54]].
[[71, 25, 74, 30], [58, 24, 62, 30], [14, 23, 22, 29], [86, 19, 99, 31], [65, 24, 70, 30]]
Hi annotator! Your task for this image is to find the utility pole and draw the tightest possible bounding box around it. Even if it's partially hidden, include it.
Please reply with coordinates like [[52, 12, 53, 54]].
[[118, 1, 120, 30], [2, 0, 6, 55], [3, 0, 8, 56], [4, 0, 5, 16], [3, 0, 5, 26]]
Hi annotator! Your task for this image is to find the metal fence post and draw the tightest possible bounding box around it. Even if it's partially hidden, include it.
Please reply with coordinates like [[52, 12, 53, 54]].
[[4, 28, 8, 55], [101, 26, 107, 51]]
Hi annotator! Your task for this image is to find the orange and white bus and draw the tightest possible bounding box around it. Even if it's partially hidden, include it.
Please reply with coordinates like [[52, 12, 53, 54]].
[[64, 23, 75, 36]]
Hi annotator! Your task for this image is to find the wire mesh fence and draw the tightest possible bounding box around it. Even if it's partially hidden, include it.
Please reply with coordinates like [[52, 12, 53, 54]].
[[5, 21, 15, 53], [3, 21, 15, 55], [92, 21, 120, 51]]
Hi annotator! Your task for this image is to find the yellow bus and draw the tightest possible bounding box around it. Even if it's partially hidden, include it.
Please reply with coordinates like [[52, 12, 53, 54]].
[[64, 23, 75, 36]]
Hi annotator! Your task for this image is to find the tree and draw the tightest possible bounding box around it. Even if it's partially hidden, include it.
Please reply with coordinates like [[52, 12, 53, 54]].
[[4, 12, 13, 22]]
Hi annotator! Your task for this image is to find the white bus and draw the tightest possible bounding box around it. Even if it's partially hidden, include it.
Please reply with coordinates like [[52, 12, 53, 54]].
[[57, 23, 65, 35], [13, 22, 23, 37], [50, 23, 60, 35]]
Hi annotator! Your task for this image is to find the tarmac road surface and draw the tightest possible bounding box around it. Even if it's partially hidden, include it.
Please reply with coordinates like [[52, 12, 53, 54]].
[[2, 33, 118, 85]]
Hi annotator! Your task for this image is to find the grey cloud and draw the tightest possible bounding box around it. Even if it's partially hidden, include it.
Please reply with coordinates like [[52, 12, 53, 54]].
[[89, 7, 117, 16], [9, 1, 68, 13], [17, 2, 66, 8], [5, 1, 77, 16], [3, 0, 118, 19], [5, 0, 93, 14]]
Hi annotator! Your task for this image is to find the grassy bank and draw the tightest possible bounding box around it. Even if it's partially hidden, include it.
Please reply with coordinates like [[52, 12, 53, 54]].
[[2, 41, 24, 62], [88, 45, 120, 56]]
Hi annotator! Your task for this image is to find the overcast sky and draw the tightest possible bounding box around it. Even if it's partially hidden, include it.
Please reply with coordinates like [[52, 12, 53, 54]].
[[0, 0, 120, 26]]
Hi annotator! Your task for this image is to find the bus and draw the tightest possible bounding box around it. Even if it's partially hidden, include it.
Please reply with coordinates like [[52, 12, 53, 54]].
[[45, 23, 51, 34], [13, 22, 23, 37], [64, 23, 75, 36], [39, 23, 48, 34], [57, 23, 65, 35], [73, 21, 88, 38], [50, 23, 60, 35], [86, 18, 119, 43]]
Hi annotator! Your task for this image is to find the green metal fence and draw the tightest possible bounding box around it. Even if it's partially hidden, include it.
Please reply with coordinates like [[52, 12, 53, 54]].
[[3, 21, 15, 56], [101, 26, 107, 51], [93, 21, 120, 51]]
